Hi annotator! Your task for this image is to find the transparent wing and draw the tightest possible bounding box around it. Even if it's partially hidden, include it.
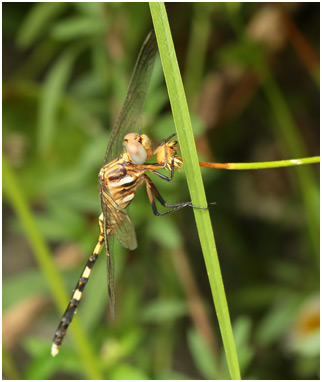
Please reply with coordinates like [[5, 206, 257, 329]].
[[100, 185, 137, 318], [103, 30, 157, 165], [100, 185, 137, 250], [105, 233, 116, 319], [101, 31, 155, 318]]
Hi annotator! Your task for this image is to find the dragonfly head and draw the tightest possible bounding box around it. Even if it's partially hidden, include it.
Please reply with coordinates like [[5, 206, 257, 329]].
[[123, 133, 153, 164]]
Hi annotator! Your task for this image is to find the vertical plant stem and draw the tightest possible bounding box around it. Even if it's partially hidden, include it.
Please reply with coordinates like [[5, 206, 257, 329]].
[[149, 3, 241, 380], [3, 155, 104, 380]]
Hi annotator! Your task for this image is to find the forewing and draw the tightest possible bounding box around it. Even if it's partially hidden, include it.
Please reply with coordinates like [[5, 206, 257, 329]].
[[103, 31, 157, 165], [100, 185, 137, 250], [101, 31, 154, 318]]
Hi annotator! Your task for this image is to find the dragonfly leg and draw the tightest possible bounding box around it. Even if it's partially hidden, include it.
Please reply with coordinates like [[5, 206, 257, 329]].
[[51, 214, 105, 357], [151, 143, 179, 182], [151, 156, 175, 182], [144, 175, 208, 216], [146, 135, 179, 181]]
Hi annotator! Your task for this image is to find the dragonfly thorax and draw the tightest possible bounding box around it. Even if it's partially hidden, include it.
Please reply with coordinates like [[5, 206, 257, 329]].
[[99, 155, 147, 210]]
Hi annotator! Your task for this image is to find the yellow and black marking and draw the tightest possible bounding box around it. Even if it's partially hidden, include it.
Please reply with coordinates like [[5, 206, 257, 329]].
[[51, 217, 105, 357]]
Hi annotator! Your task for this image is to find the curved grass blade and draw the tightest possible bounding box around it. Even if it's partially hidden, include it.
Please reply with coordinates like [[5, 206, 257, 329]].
[[3, 155, 104, 379]]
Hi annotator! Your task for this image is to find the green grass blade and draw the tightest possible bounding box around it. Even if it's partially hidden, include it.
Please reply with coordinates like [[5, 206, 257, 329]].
[[38, 49, 76, 154], [149, 3, 241, 380], [2, 154, 104, 379], [184, 3, 213, 107], [16, 3, 67, 48]]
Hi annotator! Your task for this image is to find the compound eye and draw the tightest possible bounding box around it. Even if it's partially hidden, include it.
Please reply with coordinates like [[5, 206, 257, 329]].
[[126, 139, 147, 164], [124, 133, 139, 142]]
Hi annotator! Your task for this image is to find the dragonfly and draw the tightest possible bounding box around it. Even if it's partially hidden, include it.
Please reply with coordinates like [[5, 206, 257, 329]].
[[51, 31, 209, 357]]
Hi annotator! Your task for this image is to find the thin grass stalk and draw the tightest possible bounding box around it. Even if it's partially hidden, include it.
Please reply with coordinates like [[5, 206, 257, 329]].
[[262, 73, 320, 258], [149, 3, 241, 380], [223, 3, 319, 259], [2, 154, 104, 379], [199, 156, 320, 169]]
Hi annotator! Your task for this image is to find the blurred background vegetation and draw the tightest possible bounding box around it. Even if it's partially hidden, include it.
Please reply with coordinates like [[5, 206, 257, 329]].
[[3, 2, 319, 380]]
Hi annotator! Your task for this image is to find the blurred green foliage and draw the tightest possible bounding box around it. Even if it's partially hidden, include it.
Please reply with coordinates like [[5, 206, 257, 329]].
[[3, 2, 319, 380]]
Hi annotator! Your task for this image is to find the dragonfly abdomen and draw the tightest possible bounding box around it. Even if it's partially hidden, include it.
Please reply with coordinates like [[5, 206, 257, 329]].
[[51, 235, 104, 356]]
